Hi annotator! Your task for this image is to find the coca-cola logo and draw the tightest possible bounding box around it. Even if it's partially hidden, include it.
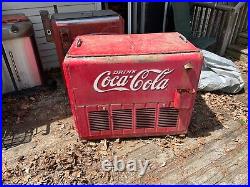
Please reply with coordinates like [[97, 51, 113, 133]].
[[93, 69, 174, 93]]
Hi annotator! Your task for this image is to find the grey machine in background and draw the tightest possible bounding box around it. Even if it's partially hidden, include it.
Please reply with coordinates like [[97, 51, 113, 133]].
[[2, 14, 43, 94]]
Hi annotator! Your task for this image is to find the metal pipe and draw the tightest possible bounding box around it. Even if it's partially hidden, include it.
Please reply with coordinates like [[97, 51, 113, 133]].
[[162, 2, 168, 32], [140, 2, 146, 33], [128, 2, 132, 34], [132, 2, 138, 33]]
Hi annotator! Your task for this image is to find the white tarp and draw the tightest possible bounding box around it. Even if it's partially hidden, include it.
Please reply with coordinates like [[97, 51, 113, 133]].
[[198, 50, 244, 93]]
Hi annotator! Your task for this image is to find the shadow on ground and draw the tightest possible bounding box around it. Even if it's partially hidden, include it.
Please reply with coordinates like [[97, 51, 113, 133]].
[[2, 71, 72, 149], [2, 71, 223, 148], [188, 92, 223, 138]]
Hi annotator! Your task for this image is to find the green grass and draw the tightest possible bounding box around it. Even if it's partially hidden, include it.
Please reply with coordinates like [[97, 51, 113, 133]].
[[239, 118, 247, 126]]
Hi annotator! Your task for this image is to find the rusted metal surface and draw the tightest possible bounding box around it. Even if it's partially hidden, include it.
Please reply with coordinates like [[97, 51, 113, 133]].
[[67, 33, 198, 57], [48, 10, 124, 66], [63, 32, 203, 140]]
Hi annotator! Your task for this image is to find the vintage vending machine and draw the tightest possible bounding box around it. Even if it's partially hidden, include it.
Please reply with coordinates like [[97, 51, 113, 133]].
[[2, 14, 42, 94], [40, 9, 124, 67]]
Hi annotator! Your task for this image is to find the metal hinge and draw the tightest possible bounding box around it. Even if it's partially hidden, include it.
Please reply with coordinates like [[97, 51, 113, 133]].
[[40, 10, 53, 42]]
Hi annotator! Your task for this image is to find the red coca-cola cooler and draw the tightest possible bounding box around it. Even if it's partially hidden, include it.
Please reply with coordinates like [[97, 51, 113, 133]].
[[63, 32, 203, 140], [40, 9, 124, 67]]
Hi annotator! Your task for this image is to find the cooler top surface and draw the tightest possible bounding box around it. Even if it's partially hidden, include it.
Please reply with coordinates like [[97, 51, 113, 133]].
[[67, 32, 200, 57], [52, 9, 119, 21]]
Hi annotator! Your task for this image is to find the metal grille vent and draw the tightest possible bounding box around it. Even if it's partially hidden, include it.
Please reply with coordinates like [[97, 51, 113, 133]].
[[158, 107, 179, 127], [88, 110, 109, 131], [112, 109, 132, 130], [136, 108, 156, 129]]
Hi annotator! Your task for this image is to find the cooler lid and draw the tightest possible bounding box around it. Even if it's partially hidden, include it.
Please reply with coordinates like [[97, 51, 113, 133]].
[[52, 9, 119, 21], [67, 32, 200, 57]]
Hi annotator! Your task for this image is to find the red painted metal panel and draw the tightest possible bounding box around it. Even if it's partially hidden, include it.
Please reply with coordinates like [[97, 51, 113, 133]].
[[51, 10, 124, 67], [63, 32, 203, 140], [68, 33, 198, 57]]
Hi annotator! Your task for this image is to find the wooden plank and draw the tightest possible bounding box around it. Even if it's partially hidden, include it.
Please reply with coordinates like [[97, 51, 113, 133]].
[[57, 3, 99, 8], [34, 36, 53, 45], [179, 142, 247, 184], [38, 49, 57, 58], [113, 141, 146, 158], [40, 54, 59, 70], [42, 57, 59, 65], [203, 8, 212, 36], [211, 10, 220, 37], [26, 15, 43, 24], [158, 126, 246, 184], [201, 8, 209, 37], [213, 11, 223, 44], [131, 121, 245, 184], [42, 60, 59, 70], [219, 11, 237, 55], [2, 2, 94, 10], [229, 11, 240, 45], [207, 146, 247, 184], [191, 6, 198, 31], [57, 4, 96, 13], [3, 4, 100, 23], [197, 7, 205, 37], [41, 54, 58, 63], [217, 11, 227, 43], [36, 42, 56, 51], [2, 6, 55, 17], [34, 29, 46, 38], [206, 8, 215, 36], [232, 7, 244, 44], [193, 7, 202, 37], [33, 23, 46, 31], [239, 4, 248, 33], [127, 143, 160, 161], [193, 3, 234, 11], [95, 2, 102, 10]]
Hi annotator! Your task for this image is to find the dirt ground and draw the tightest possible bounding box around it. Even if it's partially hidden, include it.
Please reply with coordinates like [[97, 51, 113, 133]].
[[2, 59, 248, 184]]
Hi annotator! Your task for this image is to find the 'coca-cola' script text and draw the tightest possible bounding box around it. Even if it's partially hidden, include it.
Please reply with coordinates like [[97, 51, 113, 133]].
[[93, 69, 174, 93]]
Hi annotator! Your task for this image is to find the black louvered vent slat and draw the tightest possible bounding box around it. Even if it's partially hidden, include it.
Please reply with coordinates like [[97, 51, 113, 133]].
[[158, 107, 179, 127], [89, 110, 109, 131], [136, 108, 155, 129], [112, 109, 132, 130]]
